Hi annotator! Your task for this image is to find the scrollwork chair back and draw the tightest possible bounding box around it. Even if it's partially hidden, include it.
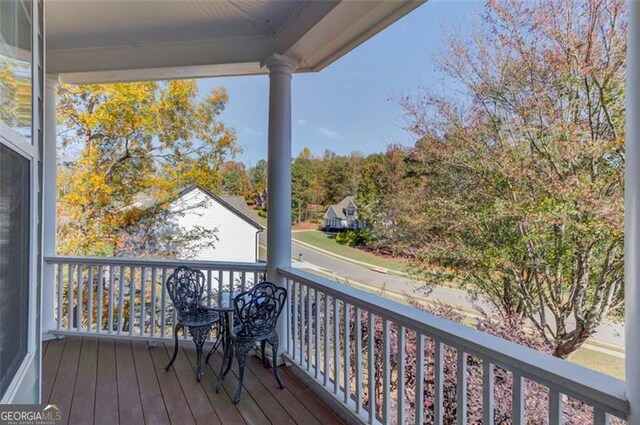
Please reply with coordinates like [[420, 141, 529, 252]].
[[234, 282, 286, 337], [166, 265, 206, 318]]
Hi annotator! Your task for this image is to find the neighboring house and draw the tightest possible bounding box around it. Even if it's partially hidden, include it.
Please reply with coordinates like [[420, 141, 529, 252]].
[[255, 189, 268, 211], [323, 196, 366, 230], [170, 185, 263, 262], [137, 185, 263, 263]]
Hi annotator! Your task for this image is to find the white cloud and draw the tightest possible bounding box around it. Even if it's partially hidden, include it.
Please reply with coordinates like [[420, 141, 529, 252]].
[[318, 126, 342, 140], [296, 119, 341, 140], [241, 127, 263, 137]]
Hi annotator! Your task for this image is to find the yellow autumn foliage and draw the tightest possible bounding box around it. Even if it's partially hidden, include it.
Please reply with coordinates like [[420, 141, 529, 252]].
[[57, 80, 239, 256]]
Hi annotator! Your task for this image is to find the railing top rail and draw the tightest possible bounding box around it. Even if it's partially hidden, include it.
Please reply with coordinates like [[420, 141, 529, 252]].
[[45, 255, 267, 272], [278, 267, 628, 419]]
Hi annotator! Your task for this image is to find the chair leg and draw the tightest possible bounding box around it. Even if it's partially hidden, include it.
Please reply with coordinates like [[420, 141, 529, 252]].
[[205, 343, 215, 365], [216, 344, 234, 393], [233, 342, 252, 404], [206, 321, 224, 364], [165, 324, 182, 371], [268, 335, 284, 389], [260, 340, 268, 367], [191, 325, 210, 382], [206, 314, 231, 364], [196, 341, 203, 381]]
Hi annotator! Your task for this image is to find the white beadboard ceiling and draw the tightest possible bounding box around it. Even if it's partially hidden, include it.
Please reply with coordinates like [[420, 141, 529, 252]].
[[45, 0, 425, 83], [46, 1, 303, 50]]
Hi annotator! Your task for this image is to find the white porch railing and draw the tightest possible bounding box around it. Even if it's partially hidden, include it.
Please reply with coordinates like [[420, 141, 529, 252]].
[[279, 267, 628, 425], [44, 256, 266, 339]]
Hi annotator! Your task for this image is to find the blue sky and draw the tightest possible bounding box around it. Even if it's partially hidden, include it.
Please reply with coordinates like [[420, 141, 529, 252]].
[[198, 0, 481, 167]]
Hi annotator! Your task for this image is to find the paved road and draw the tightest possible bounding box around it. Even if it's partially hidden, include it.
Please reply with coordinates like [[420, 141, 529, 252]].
[[292, 242, 478, 309], [259, 230, 624, 350], [290, 241, 625, 351]]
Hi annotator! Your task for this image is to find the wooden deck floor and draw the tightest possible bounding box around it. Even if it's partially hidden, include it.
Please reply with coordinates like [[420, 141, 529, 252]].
[[42, 336, 344, 425]]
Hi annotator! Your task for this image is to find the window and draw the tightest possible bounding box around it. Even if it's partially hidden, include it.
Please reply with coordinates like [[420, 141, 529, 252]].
[[0, 143, 30, 397], [0, 0, 32, 139], [0, 0, 35, 401]]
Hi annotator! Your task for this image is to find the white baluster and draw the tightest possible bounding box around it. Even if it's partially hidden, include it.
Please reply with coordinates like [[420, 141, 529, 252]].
[[129, 266, 135, 336], [333, 297, 340, 395], [286, 278, 292, 354], [398, 325, 405, 424], [56, 263, 63, 330], [108, 266, 114, 334], [457, 350, 467, 425], [355, 307, 363, 414], [315, 289, 321, 380], [300, 283, 306, 365], [307, 285, 312, 372], [434, 339, 444, 425], [77, 264, 83, 330], [324, 294, 330, 388], [382, 319, 390, 424], [415, 333, 425, 425], [117, 265, 124, 334], [549, 389, 563, 425], [160, 268, 167, 337], [97, 265, 103, 333], [150, 267, 157, 337], [483, 361, 494, 425], [87, 265, 93, 332], [67, 264, 73, 330], [292, 280, 298, 362], [344, 302, 351, 404], [140, 267, 146, 336], [368, 311, 376, 424]]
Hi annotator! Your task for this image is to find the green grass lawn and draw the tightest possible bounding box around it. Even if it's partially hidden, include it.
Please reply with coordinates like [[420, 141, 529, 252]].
[[570, 347, 625, 379], [255, 214, 267, 228], [292, 230, 409, 273]]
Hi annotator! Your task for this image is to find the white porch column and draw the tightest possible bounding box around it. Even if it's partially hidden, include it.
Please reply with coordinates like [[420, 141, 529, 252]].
[[42, 74, 59, 337], [626, 2, 640, 424], [263, 54, 297, 351]]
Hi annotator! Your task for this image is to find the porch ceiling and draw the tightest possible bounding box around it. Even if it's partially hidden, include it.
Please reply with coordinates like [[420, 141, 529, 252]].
[[45, 0, 425, 84]]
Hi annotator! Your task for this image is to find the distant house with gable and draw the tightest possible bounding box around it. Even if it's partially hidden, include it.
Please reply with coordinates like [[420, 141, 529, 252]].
[[323, 196, 365, 230], [255, 189, 268, 211]]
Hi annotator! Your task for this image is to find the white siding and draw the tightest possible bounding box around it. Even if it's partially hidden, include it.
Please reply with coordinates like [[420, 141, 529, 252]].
[[169, 188, 259, 263]]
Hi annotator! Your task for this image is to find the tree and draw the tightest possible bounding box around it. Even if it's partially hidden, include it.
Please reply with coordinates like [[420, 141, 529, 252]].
[[57, 80, 239, 256], [292, 148, 323, 222], [398, 0, 627, 357], [249, 159, 268, 195], [354, 154, 385, 223], [219, 161, 251, 196], [361, 147, 412, 248], [0, 57, 32, 132], [321, 150, 361, 205]]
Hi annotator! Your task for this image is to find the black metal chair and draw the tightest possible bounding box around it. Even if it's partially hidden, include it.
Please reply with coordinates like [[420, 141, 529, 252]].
[[215, 281, 287, 403], [165, 265, 221, 381]]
